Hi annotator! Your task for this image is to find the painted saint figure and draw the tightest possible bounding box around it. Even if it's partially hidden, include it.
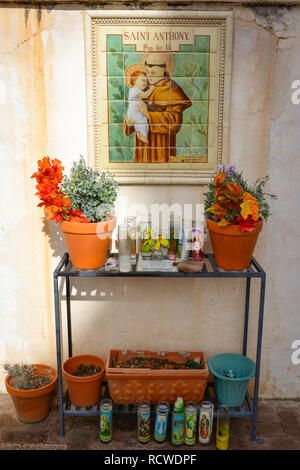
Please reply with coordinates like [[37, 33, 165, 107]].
[[124, 53, 192, 163]]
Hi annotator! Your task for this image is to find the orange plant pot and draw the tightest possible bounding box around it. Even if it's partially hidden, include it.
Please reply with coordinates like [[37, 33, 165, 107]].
[[106, 350, 209, 404], [60, 216, 116, 270], [207, 218, 263, 271], [5, 364, 58, 424], [62, 355, 106, 407]]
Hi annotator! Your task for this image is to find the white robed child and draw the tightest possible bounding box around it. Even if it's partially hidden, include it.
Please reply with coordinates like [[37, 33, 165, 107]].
[[126, 71, 154, 144]]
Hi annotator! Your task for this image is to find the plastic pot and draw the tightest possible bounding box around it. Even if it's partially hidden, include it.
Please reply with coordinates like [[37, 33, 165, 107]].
[[106, 350, 209, 404], [208, 353, 256, 407], [206, 218, 263, 271], [62, 355, 106, 407], [5, 364, 58, 423], [60, 216, 116, 270]]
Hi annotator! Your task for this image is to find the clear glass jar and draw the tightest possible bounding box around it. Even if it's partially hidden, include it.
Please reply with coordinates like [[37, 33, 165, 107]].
[[118, 223, 131, 272], [140, 219, 154, 260], [168, 215, 182, 260], [154, 401, 169, 443], [216, 405, 230, 450], [100, 398, 113, 443], [137, 400, 151, 443], [125, 216, 137, 266], [184, 400, 197, 445], [199, 401, 214, 444]]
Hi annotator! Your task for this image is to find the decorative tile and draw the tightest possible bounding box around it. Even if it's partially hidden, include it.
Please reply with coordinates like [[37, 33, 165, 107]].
[[109, 147, 125, 162], [191, 124, 208, 147], [107, 52, 124, 76], [176, 124, 192, 147], [108, 77, 125, 101], [107, 34, 123, 52], [109, 124, 125, 147], [194, 35, 210, 53], [109, 101, 125, 124]]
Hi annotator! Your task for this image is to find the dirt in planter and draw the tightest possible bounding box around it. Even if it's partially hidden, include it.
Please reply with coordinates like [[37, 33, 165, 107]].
[[4, 364, 52, 390], [71, 363, 101, 377], [112, 356, 203, 370]]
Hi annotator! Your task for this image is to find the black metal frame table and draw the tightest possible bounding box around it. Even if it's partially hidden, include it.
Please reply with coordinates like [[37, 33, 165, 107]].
[[53, 252, 266, 443]]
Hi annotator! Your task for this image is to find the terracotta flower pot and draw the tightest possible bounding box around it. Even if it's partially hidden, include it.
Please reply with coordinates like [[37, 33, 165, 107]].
[[5, 364, 58, 424], [62, 355, 106, 407], [106, 350, 209, 404], [60, 216, 116, 270], [207, 218, 263, 271]]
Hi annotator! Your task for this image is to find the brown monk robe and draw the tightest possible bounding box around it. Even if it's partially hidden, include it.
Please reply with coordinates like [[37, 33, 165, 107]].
[[124, 76, 192, 163]]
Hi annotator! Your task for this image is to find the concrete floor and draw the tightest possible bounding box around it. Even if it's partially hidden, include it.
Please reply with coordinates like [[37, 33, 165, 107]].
[[0, 394, 300, 450]]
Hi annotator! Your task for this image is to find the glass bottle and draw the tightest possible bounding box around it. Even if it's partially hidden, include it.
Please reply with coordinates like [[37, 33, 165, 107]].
[[100, 398, 113, 443], [184, 401, 197, 445], [192, 225, 205, 262], [137, 400, 151, 443], [125, 216, 137, 266], [199, 401, 214, 444], [140, 218, 153, 260], [168, 215, 182, 260], [118, 223, 131, 273], [171, 397, 185, 446], [216, 405, 230, 450], [154, 401, 169, 443]]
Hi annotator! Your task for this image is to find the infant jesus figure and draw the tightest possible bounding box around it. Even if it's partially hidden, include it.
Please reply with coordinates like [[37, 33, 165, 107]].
[[126, 71, 154, 144]]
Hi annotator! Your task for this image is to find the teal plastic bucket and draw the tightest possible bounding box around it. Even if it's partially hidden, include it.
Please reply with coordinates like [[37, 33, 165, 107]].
[[208, 353, 256, 407]]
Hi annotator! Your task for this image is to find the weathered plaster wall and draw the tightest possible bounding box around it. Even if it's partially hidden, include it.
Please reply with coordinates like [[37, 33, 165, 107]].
[[0, 3, 299, 397]]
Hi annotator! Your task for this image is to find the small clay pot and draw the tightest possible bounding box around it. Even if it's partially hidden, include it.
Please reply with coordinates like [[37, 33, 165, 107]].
[[207, 218, 263, 270], [5, 364, 58, 423], [60, 216, 116, 270], [62, 355, 106, 407]]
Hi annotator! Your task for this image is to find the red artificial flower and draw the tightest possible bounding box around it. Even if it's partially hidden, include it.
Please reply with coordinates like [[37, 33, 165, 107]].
[[31, 156, 90, 223], [234, 215, 260, 232]]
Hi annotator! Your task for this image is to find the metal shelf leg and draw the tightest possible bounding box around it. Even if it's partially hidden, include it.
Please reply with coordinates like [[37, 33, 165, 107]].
[[243, 277, 251, 356], [54, 273, 65, 438], [251, 274, 266, 443], [66, 276, 72, 358]]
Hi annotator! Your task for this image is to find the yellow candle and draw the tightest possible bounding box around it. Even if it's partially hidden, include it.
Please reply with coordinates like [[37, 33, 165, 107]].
[[216, 425, 229, 450]]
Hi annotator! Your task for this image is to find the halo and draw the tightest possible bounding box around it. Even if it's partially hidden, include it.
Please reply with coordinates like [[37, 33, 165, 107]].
[[140, 53, 175, 76], [124, 63, 146, 88]]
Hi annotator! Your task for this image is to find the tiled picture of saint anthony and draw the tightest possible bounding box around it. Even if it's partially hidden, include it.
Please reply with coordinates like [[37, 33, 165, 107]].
[[124, 53, 192, 163], [106, 33, 211, 164]]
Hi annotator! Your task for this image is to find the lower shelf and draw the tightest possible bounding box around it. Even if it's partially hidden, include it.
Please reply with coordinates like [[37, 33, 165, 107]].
[[63, 382, 253, 419]]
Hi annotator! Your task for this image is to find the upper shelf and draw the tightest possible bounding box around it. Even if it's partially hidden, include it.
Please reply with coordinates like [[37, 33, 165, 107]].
[[54, 253, 265, 279]]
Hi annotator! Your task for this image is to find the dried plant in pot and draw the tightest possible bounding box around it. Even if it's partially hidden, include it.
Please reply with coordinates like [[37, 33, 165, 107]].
[[31, 156, 119, 269], [4, 363, 58, 423], [204, 165, 277, 270]]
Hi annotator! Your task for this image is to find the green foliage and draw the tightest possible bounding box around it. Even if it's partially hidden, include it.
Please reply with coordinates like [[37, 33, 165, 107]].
[[62, 156, 119, 222]]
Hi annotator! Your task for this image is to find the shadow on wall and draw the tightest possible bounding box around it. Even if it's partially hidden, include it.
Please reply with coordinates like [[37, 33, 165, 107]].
[[42, 218, 66, 259]]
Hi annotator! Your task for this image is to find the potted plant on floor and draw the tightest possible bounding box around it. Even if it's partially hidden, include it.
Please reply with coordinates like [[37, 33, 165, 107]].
[[31, 156, 119, 269], [62, 354, 106, 407], [204, 165, 277, 270], [4, 363, 58, 423]]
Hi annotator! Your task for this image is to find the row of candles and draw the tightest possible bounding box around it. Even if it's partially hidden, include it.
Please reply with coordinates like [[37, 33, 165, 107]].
[[118, 215, 206, 272], [100, 398, 230, 450]]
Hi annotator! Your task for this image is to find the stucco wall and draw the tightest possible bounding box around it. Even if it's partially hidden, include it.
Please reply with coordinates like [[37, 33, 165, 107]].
[[0, 3, 299, 398]]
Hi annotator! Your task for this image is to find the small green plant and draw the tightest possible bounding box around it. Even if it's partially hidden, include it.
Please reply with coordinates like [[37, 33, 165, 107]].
[[62, 156, 119, 222], [4, 363, 51, 390]]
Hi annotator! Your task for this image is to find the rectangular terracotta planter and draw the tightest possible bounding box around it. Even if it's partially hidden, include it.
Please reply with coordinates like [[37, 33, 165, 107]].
[[106, 350, 209, 404]]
